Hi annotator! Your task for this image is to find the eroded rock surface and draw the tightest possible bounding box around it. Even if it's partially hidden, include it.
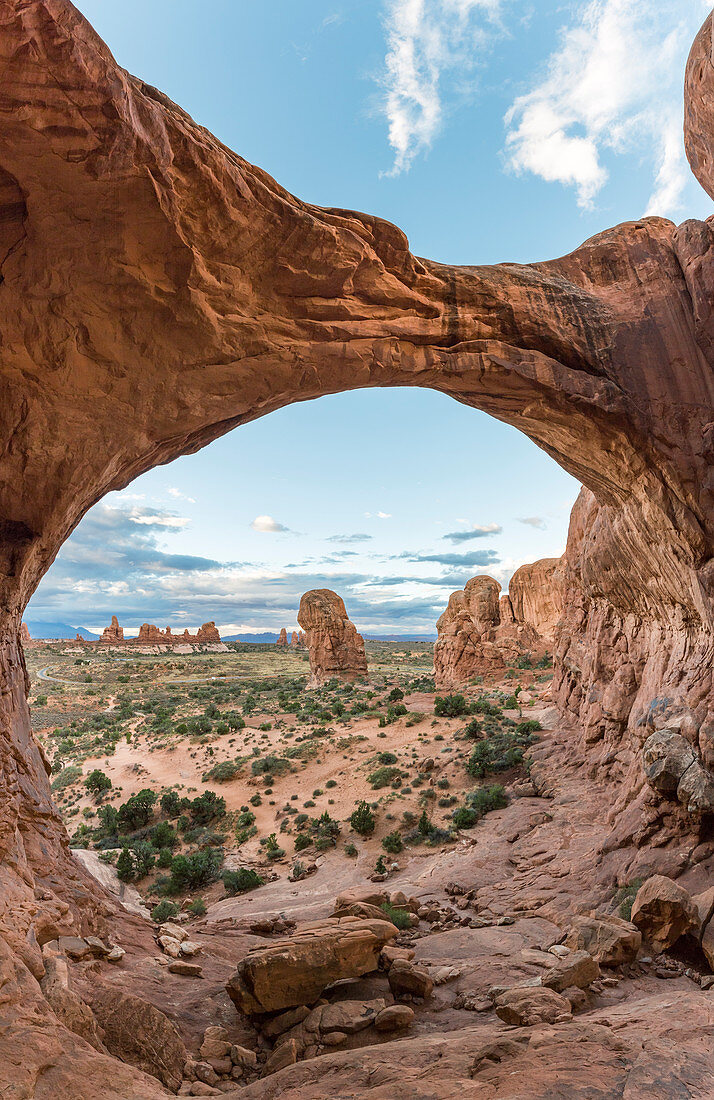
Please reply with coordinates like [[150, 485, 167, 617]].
[[297, 590, 367, 687]]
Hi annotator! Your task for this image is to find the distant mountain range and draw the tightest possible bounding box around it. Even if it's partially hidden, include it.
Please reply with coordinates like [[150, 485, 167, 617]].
[[24, 624, 436, 644], [25, 621, 100, 640]]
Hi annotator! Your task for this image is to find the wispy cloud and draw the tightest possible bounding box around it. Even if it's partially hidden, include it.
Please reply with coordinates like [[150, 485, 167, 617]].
[[364, 510, 392, 519], [250, 515, 291, 534], [396, 548, 500, 567], [504, 0, 711, 215], [443, 522, 502, 543], [326, 533, 373, 544], [167, 486, 196, 504], [518, 516, 546, 530], [380, 0, 506, 175]]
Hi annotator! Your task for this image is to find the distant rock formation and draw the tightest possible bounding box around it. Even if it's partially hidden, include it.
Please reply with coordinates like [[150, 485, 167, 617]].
[[508, 558, 564, 643], [100, 615, 124, 644], [98, 617, 221, 645], [276, 628, 288, 648], [19, 622, 30, 644], [290, 630, 299, 647], [434, 571, 555, 689], [298, 590, 368, 687]]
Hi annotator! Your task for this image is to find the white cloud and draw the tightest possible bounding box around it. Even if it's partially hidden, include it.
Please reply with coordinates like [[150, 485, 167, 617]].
[[380, 0, 506, 175], [518, 516, 547, 530], [443, 522, 502, 542], [128, 509, 190, 529], [167, 487, 196, 504], [250, 515, 290, 533], [504, 0, 711, 215], [364, 510, 393, 519]]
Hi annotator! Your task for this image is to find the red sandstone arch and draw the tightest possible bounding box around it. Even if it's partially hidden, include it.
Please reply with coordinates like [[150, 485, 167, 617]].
[[2, 5, 714, 1079]]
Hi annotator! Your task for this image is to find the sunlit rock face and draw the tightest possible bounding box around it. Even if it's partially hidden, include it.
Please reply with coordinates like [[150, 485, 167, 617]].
[[297, 589, 368, 687], [2, 2, 714, 1093], [433, 574, 545, 689]]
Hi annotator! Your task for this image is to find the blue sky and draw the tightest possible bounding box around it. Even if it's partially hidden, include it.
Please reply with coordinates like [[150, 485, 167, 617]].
[[27, 0, 714, 635]]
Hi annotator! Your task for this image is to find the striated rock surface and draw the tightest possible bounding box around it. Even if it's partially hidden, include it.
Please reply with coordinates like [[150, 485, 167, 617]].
[[297, 590, 368, 687], [90, 988, 187, 1091], [226, 916, 397, 1014], [507, 558, 564, 643], [630, 875, 699, 952]]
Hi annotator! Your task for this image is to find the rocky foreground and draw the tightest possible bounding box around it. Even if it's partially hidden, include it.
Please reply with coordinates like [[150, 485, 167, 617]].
[[7, 704, 714, 1098]]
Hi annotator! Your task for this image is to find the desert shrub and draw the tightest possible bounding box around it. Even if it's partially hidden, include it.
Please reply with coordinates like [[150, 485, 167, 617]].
[[462, 718, 483, 739], [188, 897, 207, 917], [264, 833, 285, 861], [325, 779, 337, 789], [613, 877, 645, 920], [452, 806, 479, 829], [381, 902, 411, 930], [374, 855, 387, 875], [118, 789, 157, 830], [434, 694, 471, 718], [249, 793, 263, 806], [157, 847, 174, 869], [34, 694, 48, 706], [516, 718, 542, 734], [294, 831, 312, 852], [51, 765, 82, 792], [116, 847, 135, 882], [150, 820, 177, 850], [344, 842, 358, 857], [160, 790, 181, 817], [188, 790, 226, 824], [367, 766, 403, 790], [85, 769, 112, 796], [165, 848, 223, 894], [382, 831, 403, 854], [376, 751, 398, 765], [387, 687, 405, 702], [465, 784, 508, 817], [350, 800, 376, 836], [202, 760, 241, 782], [131, 840, 155, 879], [97, 803, 119, 835], [466, 730, 537, 779], [472, 698, 503, 718], [223, 867, 264, 896], [151, 900, 179, 923]]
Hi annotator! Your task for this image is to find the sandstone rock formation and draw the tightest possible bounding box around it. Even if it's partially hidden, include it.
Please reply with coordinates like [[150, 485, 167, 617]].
[[507, 558, 564, 643], [630, 875, 700, 952], [290, 630, 299, 647], [276, 628, 288, 648], [4, 2, 714, 1094], [434, 574, 545, 689], [99, 617, 221, 646], [226, 916, 397, 1014], [297, 590, 368, 687], [100, 615, 124, 644], [20, 621, 30, 644]]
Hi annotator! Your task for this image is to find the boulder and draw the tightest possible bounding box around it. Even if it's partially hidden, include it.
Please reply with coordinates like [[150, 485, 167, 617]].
[[565, 915, 641, 966], [541, 950, 599, 992], [387, 959, 434, 999], [630, 876, 699, 951], [374, 1004, 415, 1032], [90, 989, 187, 1092], [642, 730, 696, 794], [494, 986, 572, 1026], [226, 917, 397, 1014]]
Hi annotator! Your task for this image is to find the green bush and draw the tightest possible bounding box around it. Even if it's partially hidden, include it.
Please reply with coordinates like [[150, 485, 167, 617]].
[[466, 729, 537, 779], [434, 694, 471, 718], [151, 900, 179, 923], [350, 800, 376, 836], [294, 831, 312, 852], [223, 867, 264, 896], [84, 769, 111, 796], [376, 751, 398, 765], [367, 766, 403, 790], [116, 847, 135, 882], [188, 790, 226, 825], [157, 847, 174, 869], [382, 831, 403, 854], [165, 848, 223, 894], [202, 760, 241, 782], [51, 765, 82, 792], [465, 784, 508, 817], [150, 821, 177, 849], [515, 719, 542, 734], [160, 790, 181, 817], [452, 806, 479, 829], [188, 897, 207, 916], [380, 902, 411, 930], [118, 788, 157, 830]]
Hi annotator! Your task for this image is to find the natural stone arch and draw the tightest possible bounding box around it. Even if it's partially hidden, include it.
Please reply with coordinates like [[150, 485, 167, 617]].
[[2, 0, 714, 978]]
